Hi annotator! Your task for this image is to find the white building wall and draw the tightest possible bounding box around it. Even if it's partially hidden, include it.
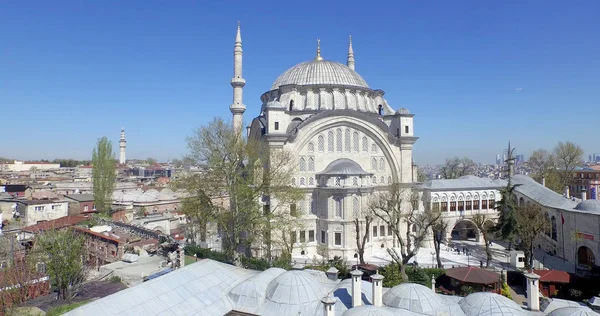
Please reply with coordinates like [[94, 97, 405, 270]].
[[21, 201, 69, 226]]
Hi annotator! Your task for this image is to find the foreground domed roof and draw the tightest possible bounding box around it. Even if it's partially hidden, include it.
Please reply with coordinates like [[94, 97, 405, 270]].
[[459, 292, 525, 316], [271, 60, 369, 90], [548, 307, 600, 316], [341, 305, 396, 316], [382, 283, 446, 314], [265, 270, 324, 304]]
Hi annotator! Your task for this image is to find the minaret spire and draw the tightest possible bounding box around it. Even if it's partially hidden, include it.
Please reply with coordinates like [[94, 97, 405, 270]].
[[230, 21, 246, 136], [119, 128, 126, 164], [347, 35, 355, 70], [315, 39, 323, 61]]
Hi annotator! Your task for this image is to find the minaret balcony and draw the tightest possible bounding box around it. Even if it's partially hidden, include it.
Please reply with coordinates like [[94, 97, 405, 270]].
[[230, 77, 246, 87]]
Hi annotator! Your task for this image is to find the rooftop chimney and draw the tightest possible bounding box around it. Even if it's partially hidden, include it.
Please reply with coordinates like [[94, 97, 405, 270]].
[[431, 275, 436, 292], [581, 190, 587, 201], [371, 271, 385, 307], [564, 186, 570, 198], [321, 292, 336, 316], [326, 267, 339, 281], [524, 272, 541, 311], [542, 176, 546, 187], [350, 268, 364, 307]]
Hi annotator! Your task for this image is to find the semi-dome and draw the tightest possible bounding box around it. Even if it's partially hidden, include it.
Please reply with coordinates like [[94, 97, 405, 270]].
[[382, 283, 446, 315], [575, 200, 600, 213], [271, 60, 369, 90], [318, 158, 372, 176], [459, 292, 525, 316], [548, 307, 600, 316]]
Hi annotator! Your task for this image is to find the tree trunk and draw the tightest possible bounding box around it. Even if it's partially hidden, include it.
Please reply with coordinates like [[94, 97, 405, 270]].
[[434, 238, 443, 268], [399, 263, 409, 282], [483, 234, 492, 268], [529, 242, 535, 270]]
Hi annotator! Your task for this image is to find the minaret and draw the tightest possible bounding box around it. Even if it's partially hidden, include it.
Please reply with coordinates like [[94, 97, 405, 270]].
[[347, 35, 355, 70], [230, 22, 246, 136], [119, 128, 126, 164]]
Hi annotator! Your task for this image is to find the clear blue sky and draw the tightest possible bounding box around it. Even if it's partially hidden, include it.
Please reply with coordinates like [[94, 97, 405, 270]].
[[1, 1, 598, 165]]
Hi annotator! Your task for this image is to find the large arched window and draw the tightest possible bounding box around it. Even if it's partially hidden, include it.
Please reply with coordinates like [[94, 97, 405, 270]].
[[327, 131, 334, 152], [308, 177, 314, 186], [307, 142, 314, 152], [345, 129, 351, 152], [308, 157, 315, 171], [379, 158, 385, 171], [318, 135, 325, 152], [336, 128, 343, 152], [551, 216, 557, 241], [578, 246, 595, 268], [362, 137, 368, 152], [299, 158, 306, 171], [371, 143, 378, 153], [299, 177, 306, 186], [353, 132, 359, 152], [334, 197, 343, 218], [371, 158, 378, 171]]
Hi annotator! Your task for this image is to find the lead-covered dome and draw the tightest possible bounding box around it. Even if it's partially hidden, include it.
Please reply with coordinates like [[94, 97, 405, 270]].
[[265, 270, 324, 304], [575, 200, 600, 213], [382, 283, 446, 315], [459, 292, 525, 316], [271, 60, 369, 90]]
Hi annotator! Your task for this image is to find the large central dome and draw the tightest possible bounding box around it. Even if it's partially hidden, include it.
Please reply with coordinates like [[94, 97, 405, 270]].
[[271, 60, 369, 90]]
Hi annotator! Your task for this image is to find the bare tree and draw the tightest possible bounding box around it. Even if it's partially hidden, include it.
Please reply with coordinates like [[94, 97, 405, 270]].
[[553, 141, 584, 191], [515, 203, 550, 270], [370, 186, 441, 280], [472, 212, 495, 268], [353, 210, 373, 265], [431, 217, 448, 268], [528, 149, 555, 179], [440, 157, 476, 179], [173, 175, 215, 244]]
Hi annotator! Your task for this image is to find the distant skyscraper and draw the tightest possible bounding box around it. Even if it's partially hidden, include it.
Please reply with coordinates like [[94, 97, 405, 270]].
[[119, 128, 127, 164], [496, 154, 501, 165]]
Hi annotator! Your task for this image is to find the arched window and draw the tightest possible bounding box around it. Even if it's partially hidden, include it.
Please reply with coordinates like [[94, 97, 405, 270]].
[[371, 144, 378, 153], [353, 132, 359, 152], [336, 128, 343, 152], [380, 176, 385, 184], [318, 135, 325, 152], [378, 104, 383, 115], [335, 177, 341, 186], [362, 137, 368, 152], [308, 177, 314, 186], [334, 198, 343, 218], [345, 129, 351, 152], [308, 157, 315, 171], [551, 216, 557, 241], [352, 177, 358, 186], [372, 176, 377, 184], [308, 142, 314, 152], [299, 200, 305, 215], [371, 158, 378, 171], [353, 197, 360, 218], [289, 100, 294, 111], [578, 246, 595, 268], [379, 158, 385, 171], [299, 177, 306, 186], [327, 131, 334, 152], [299, 158, 306, 171]]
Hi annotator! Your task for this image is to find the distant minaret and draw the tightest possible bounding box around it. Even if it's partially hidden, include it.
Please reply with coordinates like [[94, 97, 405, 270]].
[[119, 128, 126, 164], [347, 35, 355, 70], [230, 22, 246, 136]]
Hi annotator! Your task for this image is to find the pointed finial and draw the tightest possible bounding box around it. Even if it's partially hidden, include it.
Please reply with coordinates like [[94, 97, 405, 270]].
[[347, 35, 355, 70], [315, 38, 323, 61], [235, 21, 242, 44]]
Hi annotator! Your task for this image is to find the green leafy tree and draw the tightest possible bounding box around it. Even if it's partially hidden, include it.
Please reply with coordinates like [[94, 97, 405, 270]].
[[494, 181, 519, 250], [440, 157, 476, 179], [31, 229, 86, 300], [92, 137, 116, 216], [182, 118, 299, 266]]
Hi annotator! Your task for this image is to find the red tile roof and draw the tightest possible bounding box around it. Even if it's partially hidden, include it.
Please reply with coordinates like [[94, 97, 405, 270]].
[[21, 215, 88, 233], [534, 269, 571, 283], [445, 267, 500, 285]]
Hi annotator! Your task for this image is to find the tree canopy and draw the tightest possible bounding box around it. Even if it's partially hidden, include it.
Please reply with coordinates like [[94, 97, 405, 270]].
[[92, 137, 116, 215]]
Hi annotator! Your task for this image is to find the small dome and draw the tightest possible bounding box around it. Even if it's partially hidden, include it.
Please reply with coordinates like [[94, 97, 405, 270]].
[[341, 305, 396, 316], [396, 108, 410, 114], [548, 307, 600, 316], [265, 270, 324, 305], [382, 283, 445, 314], [271, 60, 369, 90], [459, 292, 525, 316], [318, 158, 372, 176], [575, 200, 600, 213]]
